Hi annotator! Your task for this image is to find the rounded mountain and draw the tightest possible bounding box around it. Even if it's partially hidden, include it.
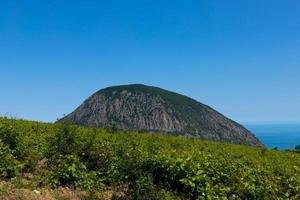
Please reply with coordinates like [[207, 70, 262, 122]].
[[59, 84, 263, 147]]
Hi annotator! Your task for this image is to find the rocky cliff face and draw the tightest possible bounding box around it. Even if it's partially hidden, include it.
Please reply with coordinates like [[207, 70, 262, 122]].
[[60, 84, 264, 147]]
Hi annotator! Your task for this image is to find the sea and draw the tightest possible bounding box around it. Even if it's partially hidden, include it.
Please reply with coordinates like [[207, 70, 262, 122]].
[[245, 124, 300, 150]]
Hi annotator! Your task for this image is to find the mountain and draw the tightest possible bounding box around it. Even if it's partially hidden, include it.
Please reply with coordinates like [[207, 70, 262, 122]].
[[59, 84, 264, 147]]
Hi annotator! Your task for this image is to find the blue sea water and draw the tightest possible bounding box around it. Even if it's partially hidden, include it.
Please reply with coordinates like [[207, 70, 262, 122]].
[[245, 124, 300, 150]]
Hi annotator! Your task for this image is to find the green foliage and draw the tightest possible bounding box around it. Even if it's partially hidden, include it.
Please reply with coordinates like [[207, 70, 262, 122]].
[[47, 154, 95, 190], [0, 122, 47, 172], [295, 144, 300, 153], [123, 174, 161, 200], [0, 125, 20, 150], [0, 139, 20, 178], [47, 125, 80, 157], [121, 174, 181, 200], [0, 117, 300, 199]]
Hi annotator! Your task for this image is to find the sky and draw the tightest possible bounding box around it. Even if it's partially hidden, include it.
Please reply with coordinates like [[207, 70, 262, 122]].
[[0, 0, 299, 124]]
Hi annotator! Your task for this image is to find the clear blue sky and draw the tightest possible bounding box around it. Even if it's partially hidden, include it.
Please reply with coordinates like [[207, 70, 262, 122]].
[[0, 0, 299, 124]]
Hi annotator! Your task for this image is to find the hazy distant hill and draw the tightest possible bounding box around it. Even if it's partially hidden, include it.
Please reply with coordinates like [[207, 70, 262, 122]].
[[59, 84, 263, 146]]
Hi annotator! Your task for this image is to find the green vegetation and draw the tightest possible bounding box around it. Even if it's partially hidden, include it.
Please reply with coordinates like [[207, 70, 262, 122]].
[[0, 117, 299, 199]]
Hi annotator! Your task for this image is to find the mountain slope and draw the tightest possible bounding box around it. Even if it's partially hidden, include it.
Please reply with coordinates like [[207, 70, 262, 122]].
[[59, 84, 263, 146]]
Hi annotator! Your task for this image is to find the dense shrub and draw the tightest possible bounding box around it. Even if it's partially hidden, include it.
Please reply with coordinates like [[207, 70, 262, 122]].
[[46, 154, 95, 190], [0, 123, 45, 172], [123, 174, 171, 200], [0, 118, 299, 199], [47, 126, 80, 157], [0, 139, 20, 178], [0, 125, 20, 153]]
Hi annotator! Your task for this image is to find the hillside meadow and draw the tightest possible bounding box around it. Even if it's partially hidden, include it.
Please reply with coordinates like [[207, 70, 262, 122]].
[[0, 117, 299, 200]]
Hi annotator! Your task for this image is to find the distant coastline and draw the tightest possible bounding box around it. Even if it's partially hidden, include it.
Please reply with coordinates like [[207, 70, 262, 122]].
[[245, 124, 300, 150]]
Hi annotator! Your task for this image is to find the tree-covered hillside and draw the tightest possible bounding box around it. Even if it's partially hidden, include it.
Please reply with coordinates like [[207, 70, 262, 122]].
[[0, 117, 299, 199]]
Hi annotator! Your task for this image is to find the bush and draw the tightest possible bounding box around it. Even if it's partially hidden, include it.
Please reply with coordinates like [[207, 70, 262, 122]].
[[0, 118, 300, 199], [0, 125, 43, 172], [0, 125, 20, 153], [0, 140, 20, 178], [47, 126, 80, 158], [123, 174, 172, 200], [46, 154, 95, 190], [79, 132, 115, 172]]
